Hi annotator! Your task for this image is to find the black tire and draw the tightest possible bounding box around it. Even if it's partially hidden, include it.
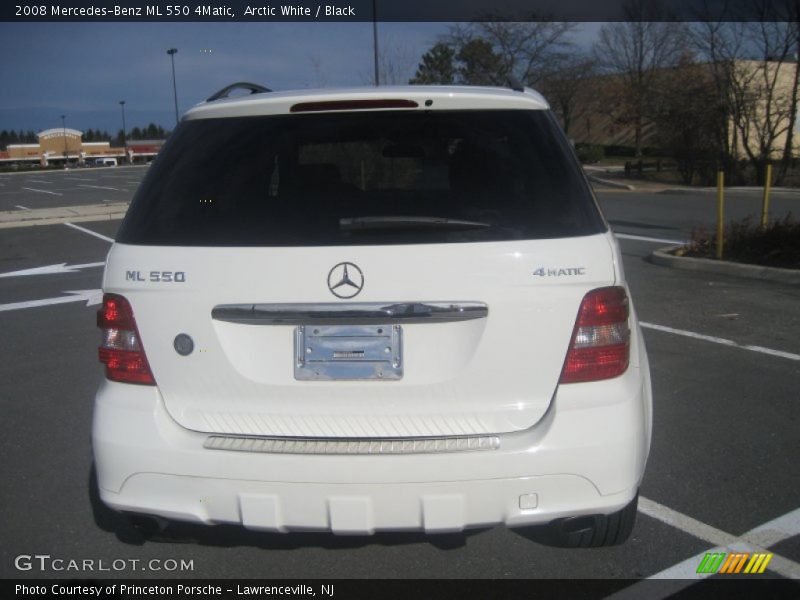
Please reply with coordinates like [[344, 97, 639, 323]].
[[527, 492, 638, 548]]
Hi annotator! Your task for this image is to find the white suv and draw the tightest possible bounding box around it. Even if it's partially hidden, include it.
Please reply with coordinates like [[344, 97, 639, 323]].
[[92, 83, 652, 547]]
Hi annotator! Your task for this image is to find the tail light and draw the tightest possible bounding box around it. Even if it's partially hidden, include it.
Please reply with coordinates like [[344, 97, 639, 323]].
[[97, 293, 155, 385], [559, 287, 630, 384]]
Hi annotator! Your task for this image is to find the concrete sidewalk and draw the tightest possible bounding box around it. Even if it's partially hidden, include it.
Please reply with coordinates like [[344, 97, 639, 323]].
[[0, 202, 129, 228]]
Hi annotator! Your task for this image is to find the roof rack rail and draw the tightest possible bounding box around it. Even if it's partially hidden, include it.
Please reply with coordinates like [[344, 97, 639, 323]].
[[206, 82, 272, 102], [507, 76, 525, 92]]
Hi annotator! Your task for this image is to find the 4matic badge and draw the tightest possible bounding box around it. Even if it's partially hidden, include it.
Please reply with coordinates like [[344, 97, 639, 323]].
[[533, 267, 586, 277]]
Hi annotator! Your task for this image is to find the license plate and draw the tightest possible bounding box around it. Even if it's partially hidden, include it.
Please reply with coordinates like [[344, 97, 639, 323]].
[[294, 324, 403, 381]]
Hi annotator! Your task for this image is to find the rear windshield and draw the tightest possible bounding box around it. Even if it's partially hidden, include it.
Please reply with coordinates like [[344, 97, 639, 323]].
[[117, 109, 605, 246]]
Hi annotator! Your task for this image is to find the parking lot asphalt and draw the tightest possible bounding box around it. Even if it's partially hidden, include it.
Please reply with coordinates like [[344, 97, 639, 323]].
[[0, 182, 798, 593], [0, 165, 148, 211]]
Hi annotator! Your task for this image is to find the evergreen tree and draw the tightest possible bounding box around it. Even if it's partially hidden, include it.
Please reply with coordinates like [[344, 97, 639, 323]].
[[410, 43, 456, 84], [456, 39, 504, 85]]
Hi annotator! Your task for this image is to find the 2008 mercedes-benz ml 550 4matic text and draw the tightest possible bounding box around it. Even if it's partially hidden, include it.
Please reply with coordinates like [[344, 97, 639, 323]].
[[92, 83, 652, 547]]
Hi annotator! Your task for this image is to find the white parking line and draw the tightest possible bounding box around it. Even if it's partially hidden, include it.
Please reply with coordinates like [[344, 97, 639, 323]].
[[78, 184, 121, 191], [63, 222, 114, 243], [14, 205, 31, 210], [67, 177, 92, 181], [614, 233, 687, 245], [606, 500, 800, 598], [0, 289, 103, 312], [21, 187, 62, 196], [26, 179, 50, 184], [640, 322, 800, 361]]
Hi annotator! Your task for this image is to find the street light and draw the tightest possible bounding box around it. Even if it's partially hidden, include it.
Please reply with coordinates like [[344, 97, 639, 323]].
[[372, 0, 379, 86], [119, 100, 127, 163], [167, 48, 179, 125], [60, 114, 68, 168]]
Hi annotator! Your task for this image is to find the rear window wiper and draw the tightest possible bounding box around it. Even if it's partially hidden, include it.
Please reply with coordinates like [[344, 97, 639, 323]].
[[340, 216, 492, 231]]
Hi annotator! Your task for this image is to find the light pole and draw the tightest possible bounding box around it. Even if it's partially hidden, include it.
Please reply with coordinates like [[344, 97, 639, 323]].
[[119, 100, 127, 163], [167, 48, 179, 125], [372, 0, 379, 86], [60, 114, 68, 168]]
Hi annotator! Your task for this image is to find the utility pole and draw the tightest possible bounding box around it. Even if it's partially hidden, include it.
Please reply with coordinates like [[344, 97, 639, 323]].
[[372, 0, 379, 86], [60, 114, 68, 168], [167, 48, 179, 125], [119, 100, 127, 163]]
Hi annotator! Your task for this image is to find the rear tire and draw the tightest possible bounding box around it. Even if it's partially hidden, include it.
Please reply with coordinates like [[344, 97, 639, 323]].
[[547, 492, 639, 548]]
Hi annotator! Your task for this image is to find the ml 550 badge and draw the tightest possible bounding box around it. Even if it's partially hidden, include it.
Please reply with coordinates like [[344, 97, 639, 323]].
[[533, 267, 586, 277], [125, 270, 186, 283]]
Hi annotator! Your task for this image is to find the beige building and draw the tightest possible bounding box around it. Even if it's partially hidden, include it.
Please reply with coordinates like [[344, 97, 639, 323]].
[[3, 128, 123, 165], [1, 128, 144, 166], [568, 59, 800, 159]]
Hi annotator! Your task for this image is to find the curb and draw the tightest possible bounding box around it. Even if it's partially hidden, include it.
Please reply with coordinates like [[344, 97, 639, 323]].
[[650, 245, 800, 284], [658, 186, 800, 195], [0, 164, 148, 177], [0, 203, 129, 229], [587, 175, 636, 191]]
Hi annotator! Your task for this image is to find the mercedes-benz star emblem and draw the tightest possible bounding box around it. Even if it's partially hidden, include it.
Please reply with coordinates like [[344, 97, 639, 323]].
[[327, 262, 364, 299]]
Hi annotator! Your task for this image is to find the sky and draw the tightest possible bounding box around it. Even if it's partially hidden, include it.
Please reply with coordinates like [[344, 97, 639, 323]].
[[0, 22, 604, 135]]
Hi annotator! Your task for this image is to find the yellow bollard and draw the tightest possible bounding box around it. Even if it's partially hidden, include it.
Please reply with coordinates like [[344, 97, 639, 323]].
[[716, 170, 725, 260], [761, 163, 773, 229]]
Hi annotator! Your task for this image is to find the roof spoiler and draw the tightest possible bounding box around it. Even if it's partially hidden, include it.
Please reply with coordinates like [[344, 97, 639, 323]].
[[206, 82, 272, 102]]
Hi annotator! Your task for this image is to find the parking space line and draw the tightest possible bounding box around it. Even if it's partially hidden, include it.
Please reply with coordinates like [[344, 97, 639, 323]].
[[745, 506, 800, 548], [606, 499, 800, 598], [640, 322, 800, 362], [67, 177, 92, 181], [78, 184, 121, 191], [638, 496, 737, 547], [63, 222, 114, 243], [14, 205, 30, 210], [21, 187, 62, 196], [614, 233, 687, 245], [26, 179, 50, 184]]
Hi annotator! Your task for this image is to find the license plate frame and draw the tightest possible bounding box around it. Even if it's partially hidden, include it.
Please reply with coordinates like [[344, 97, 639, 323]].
[[294, 324, 403, 381]]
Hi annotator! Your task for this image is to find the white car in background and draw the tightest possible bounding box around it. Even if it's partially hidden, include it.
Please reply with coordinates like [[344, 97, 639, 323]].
[[92, 83, 652, 547]]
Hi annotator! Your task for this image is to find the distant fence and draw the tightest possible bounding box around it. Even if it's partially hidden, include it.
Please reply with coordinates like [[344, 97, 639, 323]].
[[624, 159, 675, 176]]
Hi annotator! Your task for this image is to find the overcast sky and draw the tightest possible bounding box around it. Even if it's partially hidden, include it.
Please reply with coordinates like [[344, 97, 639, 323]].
[[0, 22, 604, 135]]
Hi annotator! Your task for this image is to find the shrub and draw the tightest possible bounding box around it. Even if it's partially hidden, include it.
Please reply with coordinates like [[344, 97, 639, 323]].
[[575, 144, 605, 164], [681, 215, 800, 269]]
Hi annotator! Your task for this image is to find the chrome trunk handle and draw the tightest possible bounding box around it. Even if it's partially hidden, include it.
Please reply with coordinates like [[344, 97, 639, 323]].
[[211, 302, 488, 325]]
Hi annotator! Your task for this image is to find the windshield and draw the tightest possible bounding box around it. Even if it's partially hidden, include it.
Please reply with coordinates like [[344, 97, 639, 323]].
[[116, 109, 605, 246]]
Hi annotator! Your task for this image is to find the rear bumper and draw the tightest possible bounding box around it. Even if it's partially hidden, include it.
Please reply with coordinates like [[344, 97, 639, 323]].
[[92, 360, 650, 534]]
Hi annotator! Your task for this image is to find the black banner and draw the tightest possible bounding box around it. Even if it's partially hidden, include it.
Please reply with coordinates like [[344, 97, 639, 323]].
[[3, 0, 798, 22], [4, 579, 800, 600]]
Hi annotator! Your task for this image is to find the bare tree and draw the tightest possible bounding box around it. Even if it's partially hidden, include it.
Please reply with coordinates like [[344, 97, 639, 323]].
[[360, 35, 418, 86], [693, 0, 800, 184], [691, 7, 748, 172], [308, 54, 329, 88], [537, 52, 597, 136], [593, 0, 686, 156], [443, 18, 577, 86], [650, 57, 721, 183]]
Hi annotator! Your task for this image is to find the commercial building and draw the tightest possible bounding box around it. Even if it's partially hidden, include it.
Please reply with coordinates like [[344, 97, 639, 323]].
[[0, 129, 164, 166]]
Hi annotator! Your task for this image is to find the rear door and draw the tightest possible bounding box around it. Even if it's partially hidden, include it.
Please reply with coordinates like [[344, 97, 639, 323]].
[[107, 106, 613, 438]]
